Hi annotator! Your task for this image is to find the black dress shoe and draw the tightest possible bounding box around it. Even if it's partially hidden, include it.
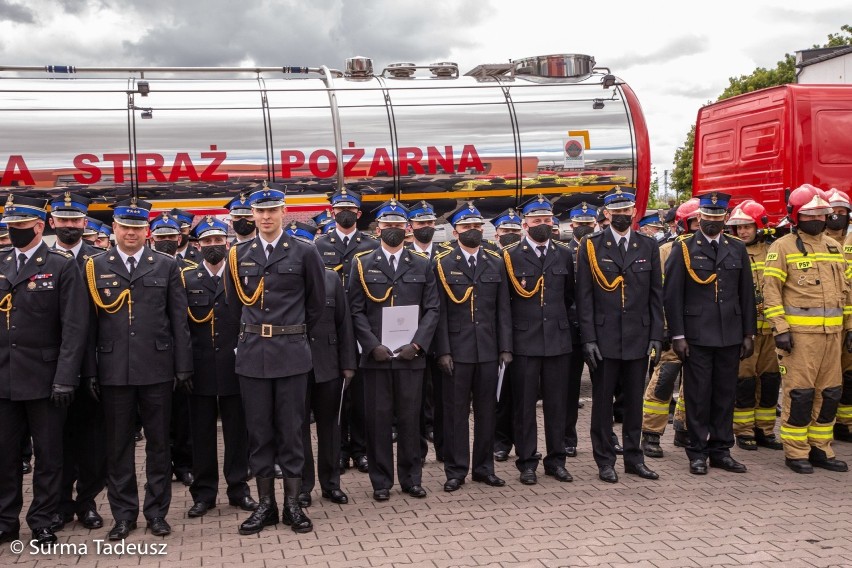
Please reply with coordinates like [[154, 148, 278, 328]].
[[565, 446, 577, 458], [578, 400, 585, 409], [174, 471, 194, 486], [354, 455, 369, 473], [228, 495, 259, 511], [147, 517, 171, 536], [494, 450, 509, 462], [30, 527, 57, 545], [443, 478, 464, 492], [78, 508, 104, 529], [22, 460, 32, 475], [598, 465, 618, 483], [297, 492, 311, 508], [519, 469, 537, 485], [786, 458, 814, 474], [404, 485, 427, 498], [373, 489, 390, 501], [611, 434, 623, 455], [624, 463, 659, 480], [133, 430, 144, 443], [472, 473, 506, 487], [426, 429, 435, 443], [0, 526, 20, 544], [544, 466, 573, 482], [321, 489, 349, 504], [49, 512, 72, 532], [533, 451, 542, 460], [673, 429, 689, 448], [709, 455, 747, 473], [188, 501, 215, 518], [108, 520, 137, 540], [339, 456, 350, 473], [689, 458, 708, 475], [274, 464, 284, 479]]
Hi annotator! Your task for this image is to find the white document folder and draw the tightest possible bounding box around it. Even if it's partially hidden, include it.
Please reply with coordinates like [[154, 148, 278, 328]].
[[381, 305, 419, 354]]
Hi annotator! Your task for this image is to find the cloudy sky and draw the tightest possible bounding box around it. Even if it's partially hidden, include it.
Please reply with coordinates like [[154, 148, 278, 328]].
[[1, 0, 848, 187]]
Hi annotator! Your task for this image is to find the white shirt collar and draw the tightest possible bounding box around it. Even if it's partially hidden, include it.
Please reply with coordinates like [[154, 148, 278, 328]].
[[204, 262, 225, 278], [116, 246, 144, 267], [258, 230, 284, 254], [525, 236, 549, 252], [335, 228, 356, 243], [461, 247, 479, 264], [14, 239, 44, 263], [699, 231, 721, 244], [609, 226, 632, 245], [382, 247, 402, 266]]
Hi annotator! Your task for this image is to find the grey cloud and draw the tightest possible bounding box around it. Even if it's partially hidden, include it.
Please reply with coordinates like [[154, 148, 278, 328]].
[[665, 83, 721, 99], [113, 0, 492, 70], [0, 0, 35, 23], [607, 35, 709, 69]]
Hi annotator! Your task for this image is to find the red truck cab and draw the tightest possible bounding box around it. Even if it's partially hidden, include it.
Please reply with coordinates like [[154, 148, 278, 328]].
[[693, 84, 852, 223]]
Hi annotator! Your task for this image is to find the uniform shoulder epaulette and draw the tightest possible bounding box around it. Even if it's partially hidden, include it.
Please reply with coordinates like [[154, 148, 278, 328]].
[[484, 248, 501, 257], [152, 249, 177, 258], [675, 233, 693, 242], [409, 249, 428, 258], [235, 239, 254, 247], [502, 241, 521, 250], [353, 249, 373, 259], [435, 248, 452, 259], [0, 246, 11, 253], [180, 263, 196, 273], [48, 248, 73, 258], [553, 239, 572, 248], [181, 258, 200, 268], [363, 232, 378, 239], [86, 249, 109, 259], [725, 234, 742, 241], [438, 241, 453, 249]]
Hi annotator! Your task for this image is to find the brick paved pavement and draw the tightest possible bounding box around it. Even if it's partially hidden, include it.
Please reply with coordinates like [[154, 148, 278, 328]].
[[4, 376, 852, 567]]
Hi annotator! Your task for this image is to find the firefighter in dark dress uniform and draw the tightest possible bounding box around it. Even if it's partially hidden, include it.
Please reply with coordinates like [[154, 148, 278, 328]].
[[0, 195, 88, 546], [285, 221, 357, 507], [48, 193, 107, 531], [491, 209, 523, 462], [182, 217, 258, 518], [575, 187, 664, 483], [434, 203, 513, 492], [315, 188, 378, 475], [664, 191, 756, 475], [227, 193, 257, 245], [224, 186, 325, 535], [85, 198, 193, 540], [347, 200, 440, 501], [563, 203, 597, 457], [503, 195, 575, 485]]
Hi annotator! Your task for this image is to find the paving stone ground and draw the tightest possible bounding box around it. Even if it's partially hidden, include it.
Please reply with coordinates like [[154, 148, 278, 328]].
[[4, 375, 852, 567]]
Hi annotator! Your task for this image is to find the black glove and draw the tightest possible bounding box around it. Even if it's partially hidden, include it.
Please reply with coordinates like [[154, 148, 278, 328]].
[[672, 338, 690, 361], [740, 336, 755, 360], [394, 343, 419, 361], [50, 384, 75, 408], [174, 372, 194, 394], [86, 377, 100, 402], [437, 354, 454, 375], [371, 345, 394, 362], [498, 351, 513, 366], [845, 331, 852, 354], [774, 331, 793, 353], [662, 334, 671, 353], [342, 369, 355, 389], [582, 341, 602, 372], [647, 340, 663, 366]]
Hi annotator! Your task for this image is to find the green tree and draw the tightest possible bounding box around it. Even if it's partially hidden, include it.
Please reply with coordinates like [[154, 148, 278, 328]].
[[668, 25, 852, 201]]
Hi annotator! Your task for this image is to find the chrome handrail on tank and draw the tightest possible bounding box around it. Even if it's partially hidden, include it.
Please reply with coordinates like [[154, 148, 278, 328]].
[[0, 65, 345, 78]]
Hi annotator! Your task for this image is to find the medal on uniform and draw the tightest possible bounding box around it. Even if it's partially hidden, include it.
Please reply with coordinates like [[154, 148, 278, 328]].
[[104, 288, 111, 297], [27, 281, 36, 290], [521, 278, 527, 288]]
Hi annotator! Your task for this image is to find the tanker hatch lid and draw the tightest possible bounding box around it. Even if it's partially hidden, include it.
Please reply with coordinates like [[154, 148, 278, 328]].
[[513, 54, 595, 79]]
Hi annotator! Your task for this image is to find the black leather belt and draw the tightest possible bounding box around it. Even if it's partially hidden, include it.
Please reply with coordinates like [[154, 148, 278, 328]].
[[241, 323, 306, 338]]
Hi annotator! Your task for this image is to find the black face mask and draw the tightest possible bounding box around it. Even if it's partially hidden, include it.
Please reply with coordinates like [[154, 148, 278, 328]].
[[201, 244, 227, 265], [8, 226, 37, 249], [610, 214, 633, 232], [527, 224, 551, 243], [412, 226, 436, 244], [826, 213, 848, 231], [334, 210, 357, 229], [153, 240, 178, 256], [498, 233, 522, 247], [797, 220, 826, 236], [232, 218, 255, 236], [572, 225, 594, 240], [699, 220, 725, 237], [380, 227, 405, 248], [178, 234, 189, 249], [457, 229, 483, 248], [55, 227, 84, 246]]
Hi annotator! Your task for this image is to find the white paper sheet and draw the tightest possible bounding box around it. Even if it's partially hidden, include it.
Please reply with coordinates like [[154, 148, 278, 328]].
[[496, 361, 506, 401], [381, 305, 420, 354]]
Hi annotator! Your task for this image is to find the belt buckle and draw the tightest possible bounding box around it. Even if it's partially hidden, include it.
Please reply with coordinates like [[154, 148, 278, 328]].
[[261, 324, 273, 338]]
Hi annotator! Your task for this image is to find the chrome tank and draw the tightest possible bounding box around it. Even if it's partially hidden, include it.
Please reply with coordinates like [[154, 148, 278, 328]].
[[0, 57, 649, 223]]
